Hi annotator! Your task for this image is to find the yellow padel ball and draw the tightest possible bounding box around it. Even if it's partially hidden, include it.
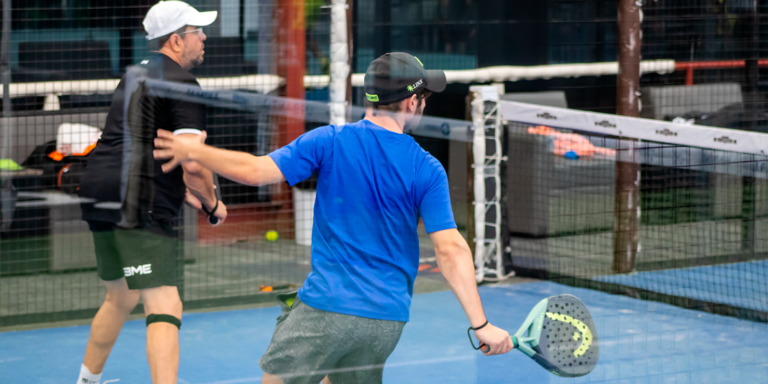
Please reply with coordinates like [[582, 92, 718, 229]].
[[266, 230, 279, 241]]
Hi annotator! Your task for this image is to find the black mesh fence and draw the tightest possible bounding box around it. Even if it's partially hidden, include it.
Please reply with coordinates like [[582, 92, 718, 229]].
[[1, 0, 766, 327], [0, 0, 329, 326]]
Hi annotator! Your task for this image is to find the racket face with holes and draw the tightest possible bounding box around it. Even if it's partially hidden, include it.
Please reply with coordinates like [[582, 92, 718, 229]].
[[533, 294, 599, 377]]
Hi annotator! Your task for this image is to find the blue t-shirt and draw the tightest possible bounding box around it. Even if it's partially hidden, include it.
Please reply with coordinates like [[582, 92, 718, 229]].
[[268, 119, 456, 322]]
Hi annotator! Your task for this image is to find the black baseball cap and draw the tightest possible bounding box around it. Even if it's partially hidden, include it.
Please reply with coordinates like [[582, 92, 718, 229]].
[[364, 52, 447, 104]]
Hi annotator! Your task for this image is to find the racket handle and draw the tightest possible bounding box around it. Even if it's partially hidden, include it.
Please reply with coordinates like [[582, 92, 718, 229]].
[[208, 214, 220, 226], [480, 343, 490, 353]]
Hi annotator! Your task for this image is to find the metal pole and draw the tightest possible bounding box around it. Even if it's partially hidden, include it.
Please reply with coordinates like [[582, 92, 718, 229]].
[[741, 0, 760, 260], [345, 0, 353, 121], [257, 0, 276, 76], [1, 0, 13, 231], [329, 0, 349, 126], [613, 0, 642, 273], [744, 0, 759, 130], [1, 0, 11, 161], [274, 0, 306, 240], [0, 0, 11, 152]]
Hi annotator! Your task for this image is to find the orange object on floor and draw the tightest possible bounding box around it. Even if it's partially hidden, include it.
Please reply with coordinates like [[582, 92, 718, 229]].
[[260, 284, 296, 292]]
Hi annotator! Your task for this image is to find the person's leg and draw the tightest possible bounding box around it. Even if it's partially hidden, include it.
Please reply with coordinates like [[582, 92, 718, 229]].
[[79, 221, 134, 384], [82, 278, 140, 373], [141, 285, 183, 384], [113, 215, 182, 384], [261, 372, 285, 384]]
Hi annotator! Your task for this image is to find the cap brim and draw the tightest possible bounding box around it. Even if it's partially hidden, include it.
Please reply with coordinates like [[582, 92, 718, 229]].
[[187, 10, 218, 27], [425, 70, 447, 93]]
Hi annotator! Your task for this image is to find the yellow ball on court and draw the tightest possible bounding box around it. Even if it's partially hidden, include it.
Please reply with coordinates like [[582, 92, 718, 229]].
[[266, 230, 279, 241]]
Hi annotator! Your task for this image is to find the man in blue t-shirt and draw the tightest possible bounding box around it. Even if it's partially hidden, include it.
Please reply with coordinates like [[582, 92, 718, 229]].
[[154, 52, 514, 384]]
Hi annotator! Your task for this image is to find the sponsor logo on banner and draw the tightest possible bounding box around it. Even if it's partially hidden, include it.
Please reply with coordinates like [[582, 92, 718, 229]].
[[536, 112, 557, 120], [422, 122, 452, 137], [714, 136, 737, 144], [124, 264, 152, 277], [594, 120, 616, 128], [441, 123, 450, 136], [655, 129, 678, 137]]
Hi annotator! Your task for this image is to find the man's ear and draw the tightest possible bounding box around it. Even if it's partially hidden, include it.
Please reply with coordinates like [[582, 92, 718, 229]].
[[406, 94, 418, 113], [396, 98, 409, 114], [170, 34, 184, 53]]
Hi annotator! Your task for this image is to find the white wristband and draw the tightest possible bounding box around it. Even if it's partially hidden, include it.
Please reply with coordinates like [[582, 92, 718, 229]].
[[174, 128, 203, 136]]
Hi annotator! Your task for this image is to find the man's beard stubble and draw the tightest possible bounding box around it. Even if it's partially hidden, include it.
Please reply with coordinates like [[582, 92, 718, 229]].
[[188, 52, 204, 69], [183, 47, 204, 69]]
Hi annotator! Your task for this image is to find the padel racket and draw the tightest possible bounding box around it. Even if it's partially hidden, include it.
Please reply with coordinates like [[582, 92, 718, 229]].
[[469, 294, 599, 378]]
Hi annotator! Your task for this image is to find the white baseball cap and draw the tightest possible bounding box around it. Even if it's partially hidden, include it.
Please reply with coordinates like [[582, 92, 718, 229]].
[[143, 1, 218, 40]]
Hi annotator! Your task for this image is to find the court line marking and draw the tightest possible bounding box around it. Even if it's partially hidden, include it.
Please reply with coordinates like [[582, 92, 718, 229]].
[[194, 355, 475, 384]]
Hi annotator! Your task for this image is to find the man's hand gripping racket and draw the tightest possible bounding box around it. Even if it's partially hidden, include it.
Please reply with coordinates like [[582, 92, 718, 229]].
[[202, 174, 225, 225], [183, 182, 226, 226], [468, 294, 599, 378], [468, 321, 516, 356]]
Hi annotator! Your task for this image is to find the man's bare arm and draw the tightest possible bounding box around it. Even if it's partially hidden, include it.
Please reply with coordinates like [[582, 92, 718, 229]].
[[430, 228, 514, 356], [182, 164, 216, 206], [153, 129, 285, 186], [182, 166, 228, 223], [172, 133, 227, 222], [431, 228, 486, 326]]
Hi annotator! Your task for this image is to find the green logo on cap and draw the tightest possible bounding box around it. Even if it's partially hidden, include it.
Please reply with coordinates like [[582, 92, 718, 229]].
[[366, 93, 379, 102], [408, 79, 423, 92]]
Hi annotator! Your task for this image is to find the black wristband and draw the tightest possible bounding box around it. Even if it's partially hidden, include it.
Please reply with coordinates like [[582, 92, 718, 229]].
[[471, 320, 489, 331]]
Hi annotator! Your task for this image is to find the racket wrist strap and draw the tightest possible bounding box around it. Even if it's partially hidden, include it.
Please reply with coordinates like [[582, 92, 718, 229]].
[[201, 198, 219, 219], [467, 320, 490, 350], [470, 320, 488, 331]]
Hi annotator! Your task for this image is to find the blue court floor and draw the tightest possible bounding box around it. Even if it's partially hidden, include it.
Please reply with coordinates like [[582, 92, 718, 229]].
[[596, 260, 768, 313], [2, 281, 767, 383]]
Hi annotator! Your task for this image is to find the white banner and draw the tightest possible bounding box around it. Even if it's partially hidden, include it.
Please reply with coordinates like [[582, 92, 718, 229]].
[[498, 100, 768, 157]]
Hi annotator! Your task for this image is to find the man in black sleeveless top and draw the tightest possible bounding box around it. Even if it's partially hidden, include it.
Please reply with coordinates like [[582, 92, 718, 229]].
[[75, 2, 225, 383]]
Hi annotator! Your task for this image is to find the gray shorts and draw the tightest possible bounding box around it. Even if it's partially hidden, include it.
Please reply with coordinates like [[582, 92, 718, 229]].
[[259, 292, 406, 384]]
